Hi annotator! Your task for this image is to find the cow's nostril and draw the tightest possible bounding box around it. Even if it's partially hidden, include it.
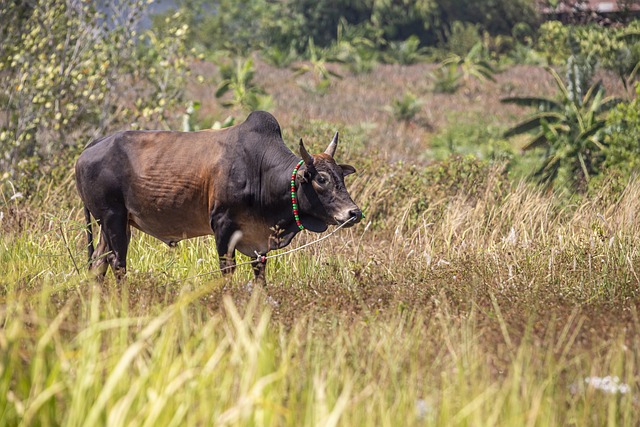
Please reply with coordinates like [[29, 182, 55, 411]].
[[349, 209, 362, 221]]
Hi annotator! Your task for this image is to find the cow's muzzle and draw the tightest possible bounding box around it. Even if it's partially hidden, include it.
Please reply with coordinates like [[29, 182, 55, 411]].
[[335, 208, 363, 227]]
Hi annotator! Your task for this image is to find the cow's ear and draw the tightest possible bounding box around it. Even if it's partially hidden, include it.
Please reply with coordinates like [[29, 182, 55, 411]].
[[297, 166, 311, 183], [340, 164, 356, 177]]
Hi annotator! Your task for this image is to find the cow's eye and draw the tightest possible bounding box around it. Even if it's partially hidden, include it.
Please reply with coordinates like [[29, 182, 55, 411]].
[[316, 174, 329, 185]]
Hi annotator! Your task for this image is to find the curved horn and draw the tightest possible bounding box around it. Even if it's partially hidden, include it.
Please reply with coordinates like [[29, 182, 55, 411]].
[[299, 139, 313, 165], [324, 132, 338, 157]]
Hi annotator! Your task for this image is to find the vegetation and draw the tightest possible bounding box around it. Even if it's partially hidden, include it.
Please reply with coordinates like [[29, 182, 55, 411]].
[[601, 83, 640, 180], [502, 67, 622, 189], [2, 0, 640, 425], [536, 20, 640, 75], [386, 92, 424, 123], [440, 42, 497, 84], [292, 39, 343, 95], [0, 0, 191, 189], [429, 63, 463, 94], [3, 153, 640, 425], [382, 35, 430, 65], [215, 57, 273, 111], [156, 0, 540, 53]]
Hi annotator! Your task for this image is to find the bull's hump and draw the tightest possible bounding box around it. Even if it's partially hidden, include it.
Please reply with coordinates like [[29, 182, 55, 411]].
[[243, 111, 282, 138]]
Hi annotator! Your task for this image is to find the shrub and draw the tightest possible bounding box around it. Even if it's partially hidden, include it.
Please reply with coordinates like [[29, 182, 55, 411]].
[[601, 83, 640, 180], [428, 63, 463, 94], [536, 21, 640, 76], [443, 21, 483, 57], [427, 120, 513, 163], [292, 38, 343, 95], [329, 20, 383, 74], [153, 0, 282, 54], [260, 46, 299, 69], [0, 0, 191, 192], [429, 41, 496, 95], [382, 35, 430, 65], [385, 92, 424, 123]]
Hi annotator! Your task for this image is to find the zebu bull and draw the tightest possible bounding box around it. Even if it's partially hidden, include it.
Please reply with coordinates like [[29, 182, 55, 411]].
[[75, 111, 362, 282]]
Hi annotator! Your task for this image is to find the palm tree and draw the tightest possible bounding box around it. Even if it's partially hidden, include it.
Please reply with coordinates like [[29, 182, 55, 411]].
[[502, 66, 622, 188], [440, 42, 496, 83]]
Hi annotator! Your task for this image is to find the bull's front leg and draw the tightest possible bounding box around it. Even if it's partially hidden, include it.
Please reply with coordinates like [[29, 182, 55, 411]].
[[211, 208, 238, 277], [251, 253, 267, 285], [219, 250, 236, 275]]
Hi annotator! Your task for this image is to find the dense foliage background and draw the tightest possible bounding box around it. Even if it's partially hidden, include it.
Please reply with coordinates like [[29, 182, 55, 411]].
[[1, 0, 638, 195], [1, 2, 640, 425]]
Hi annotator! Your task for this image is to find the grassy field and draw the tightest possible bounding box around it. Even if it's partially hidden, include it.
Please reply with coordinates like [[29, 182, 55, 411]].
[[1, 61, 639, 426]]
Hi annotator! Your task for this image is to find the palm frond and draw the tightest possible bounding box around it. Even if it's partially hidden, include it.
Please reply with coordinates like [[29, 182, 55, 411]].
[[545, 66, 571, 101], [215, 81, 230, 98], [582, 80, 603, 107], [598, 97, 624, 114], [576, 119, 606, 143], [521, 132, 548, 151], [440, 55, 461, 67], [534, 155, 561, 186], [475, 64, 497, 82], [503, 112, 564, 137], [501, 96, 562, 111]]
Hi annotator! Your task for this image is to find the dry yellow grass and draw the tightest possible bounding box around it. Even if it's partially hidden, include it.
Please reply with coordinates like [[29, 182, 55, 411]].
[[1, 60, 638, 426]]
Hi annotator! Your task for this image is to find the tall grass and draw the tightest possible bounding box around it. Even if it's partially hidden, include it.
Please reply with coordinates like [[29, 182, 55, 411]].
[[1, 158, 639, 425]]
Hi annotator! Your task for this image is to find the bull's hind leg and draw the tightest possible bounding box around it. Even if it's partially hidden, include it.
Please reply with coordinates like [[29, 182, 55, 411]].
[[90, 228, 110, 280], [100, 210, 131, 282]]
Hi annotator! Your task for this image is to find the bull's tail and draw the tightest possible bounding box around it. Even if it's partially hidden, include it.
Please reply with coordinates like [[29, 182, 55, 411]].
[[84, 206, 95, 263]]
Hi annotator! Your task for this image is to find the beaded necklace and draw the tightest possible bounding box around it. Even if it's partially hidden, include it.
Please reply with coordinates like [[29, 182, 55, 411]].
[[290, 160, 305, 230]]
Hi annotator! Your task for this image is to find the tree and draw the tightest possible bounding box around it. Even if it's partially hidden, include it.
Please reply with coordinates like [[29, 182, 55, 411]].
[[436, 0, 540, 37], [0, 0, 191, 188], [502, 67, 622, 189]]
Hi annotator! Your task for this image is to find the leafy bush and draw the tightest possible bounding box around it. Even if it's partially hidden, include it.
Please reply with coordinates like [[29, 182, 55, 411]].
[[260, 46, 299, 69], [365, 154, 510, 227], [136, 12, 192, 128], [382, 35, 430, 65], [0, 0, 191, 191], [428, 63, 463, 93], [328, 19, 383, 74], [385, 92, 424, 123], [427, 120, 513, 162], [429, 41, 496, 94], [443, 21, 483, 57], [536, 21, 640, 77], [153, 0, 283, 54], [601, 84, 640, 179]]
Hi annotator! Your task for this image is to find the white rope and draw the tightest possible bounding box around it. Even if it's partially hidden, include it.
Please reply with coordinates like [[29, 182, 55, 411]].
[[182, 217, 357, 281]]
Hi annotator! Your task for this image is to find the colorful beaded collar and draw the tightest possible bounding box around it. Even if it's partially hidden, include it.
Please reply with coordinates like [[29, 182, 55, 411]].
[[290, 160, 305, 230]]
